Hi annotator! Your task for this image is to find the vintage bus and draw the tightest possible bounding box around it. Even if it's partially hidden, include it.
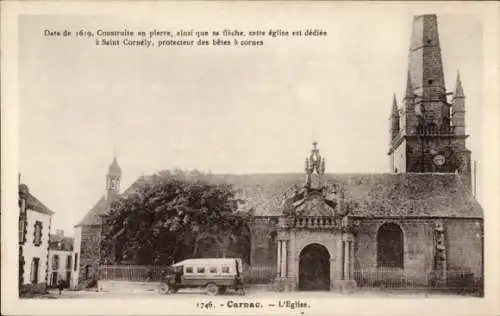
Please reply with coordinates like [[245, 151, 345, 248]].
[[159, 258, 244, 295]]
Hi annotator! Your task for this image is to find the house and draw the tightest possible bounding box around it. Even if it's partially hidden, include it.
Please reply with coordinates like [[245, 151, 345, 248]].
[[18, 183, 54, 294], [47, 229, 74, 288]]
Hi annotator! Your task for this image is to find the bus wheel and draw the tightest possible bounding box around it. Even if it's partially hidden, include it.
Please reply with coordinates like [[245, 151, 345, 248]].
[[159, 283, 170, 295], [205, 283, 219, 296], [219, 286, 227, 294]]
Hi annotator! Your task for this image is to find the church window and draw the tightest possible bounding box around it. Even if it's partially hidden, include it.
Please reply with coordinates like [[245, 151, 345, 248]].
[[33, 221, 42, 246], [377, 223, 404, 268]]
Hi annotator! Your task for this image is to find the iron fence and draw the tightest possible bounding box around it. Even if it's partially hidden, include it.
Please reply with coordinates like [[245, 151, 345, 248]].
[[354, 267, 480, 292], [98, 264, 276, 284], [99, 265, 164, 282]]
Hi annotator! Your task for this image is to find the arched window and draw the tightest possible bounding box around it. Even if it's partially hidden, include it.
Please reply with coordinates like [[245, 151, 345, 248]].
[[377, 223, 404, 268]]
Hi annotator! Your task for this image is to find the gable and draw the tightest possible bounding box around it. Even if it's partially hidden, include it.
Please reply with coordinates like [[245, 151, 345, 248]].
[[19, 184, 54, 216]]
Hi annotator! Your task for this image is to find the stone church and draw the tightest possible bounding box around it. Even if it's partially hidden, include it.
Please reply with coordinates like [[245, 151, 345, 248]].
[[73, 14, 483, 292]]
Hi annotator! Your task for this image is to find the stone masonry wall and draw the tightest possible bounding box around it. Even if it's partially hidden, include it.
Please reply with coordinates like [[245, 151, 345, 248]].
[[78, 225, 101, 283], [444, 218, 483, 279], [249, 218, 277, 269], [355, 218, 483, 286]]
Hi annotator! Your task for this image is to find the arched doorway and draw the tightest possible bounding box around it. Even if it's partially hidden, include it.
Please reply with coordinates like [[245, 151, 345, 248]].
[[299, 243, 331, 291]]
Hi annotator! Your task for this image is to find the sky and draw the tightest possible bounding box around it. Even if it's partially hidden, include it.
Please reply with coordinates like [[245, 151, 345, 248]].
[[18, 9, 485, 236]]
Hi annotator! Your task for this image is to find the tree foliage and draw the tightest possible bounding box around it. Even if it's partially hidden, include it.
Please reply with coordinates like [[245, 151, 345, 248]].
[[100, 170, 252, 266]]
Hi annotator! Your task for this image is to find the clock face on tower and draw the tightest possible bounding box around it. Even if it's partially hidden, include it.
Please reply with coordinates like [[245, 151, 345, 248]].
[[433, 154, 446, 166]]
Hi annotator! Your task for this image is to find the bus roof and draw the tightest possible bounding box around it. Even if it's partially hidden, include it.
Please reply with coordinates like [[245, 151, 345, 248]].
[[172, 258, 241, 267]]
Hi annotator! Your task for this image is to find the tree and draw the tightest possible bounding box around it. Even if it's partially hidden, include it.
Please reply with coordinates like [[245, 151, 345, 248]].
[[100, 170, 252, 266]]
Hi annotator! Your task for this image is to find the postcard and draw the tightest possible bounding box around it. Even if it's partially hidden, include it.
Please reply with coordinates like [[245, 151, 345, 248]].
[[1, 1, 499, 316]]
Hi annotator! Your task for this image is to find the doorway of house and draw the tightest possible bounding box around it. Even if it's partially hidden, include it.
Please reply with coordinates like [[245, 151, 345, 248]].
[[299, 243, 331, 291]]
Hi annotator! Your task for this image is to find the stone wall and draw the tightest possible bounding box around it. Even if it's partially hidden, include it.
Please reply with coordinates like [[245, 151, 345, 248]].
[[444, 218, 483, 278], [355, 218, 483, 286], [78, 225, 101, 283], [249, 217, 277, 269]]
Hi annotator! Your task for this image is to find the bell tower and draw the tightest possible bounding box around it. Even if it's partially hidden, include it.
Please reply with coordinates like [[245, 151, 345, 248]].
[[105, 156, 122, 200], [388, 14, 472, 190]]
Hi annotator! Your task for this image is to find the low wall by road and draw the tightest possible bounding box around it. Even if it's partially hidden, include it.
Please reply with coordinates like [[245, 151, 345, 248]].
[[98, 280, 161, 293]]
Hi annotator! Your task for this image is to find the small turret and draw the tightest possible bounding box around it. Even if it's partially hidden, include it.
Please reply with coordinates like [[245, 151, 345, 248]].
[[390, 94, 400, 142], [452, 71, 466, 135], [105, 155, 122, 200]]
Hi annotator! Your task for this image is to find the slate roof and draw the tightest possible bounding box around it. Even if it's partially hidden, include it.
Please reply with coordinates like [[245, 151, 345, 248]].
[[75, 176, 149, 227], [19, 184, 54, 216], [76, 172, 483, 227], [208, 173, 483, 219], [75, 196, 111, 227]]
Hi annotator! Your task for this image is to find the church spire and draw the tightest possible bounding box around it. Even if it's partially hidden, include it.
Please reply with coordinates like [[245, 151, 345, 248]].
[[408, 14, 446, 99]]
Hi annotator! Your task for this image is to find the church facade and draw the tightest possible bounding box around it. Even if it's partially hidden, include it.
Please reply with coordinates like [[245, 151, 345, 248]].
[[239, 13, 483, 292], [74, 14, 483, 293]]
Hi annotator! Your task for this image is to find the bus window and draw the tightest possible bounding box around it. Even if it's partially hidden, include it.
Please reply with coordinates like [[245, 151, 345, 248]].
[[186, 267, 193, 273], [209, 267, 217, 273], [197, 267, 205, 274], [221, 266, 230, 273]]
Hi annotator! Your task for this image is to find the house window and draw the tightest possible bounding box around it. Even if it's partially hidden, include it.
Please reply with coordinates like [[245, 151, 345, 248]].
[[19, 220, 27, 244], [66, 255, 72, 270], [377, 222, 404, 268], [31, 258, 40, 284], [33, 221, 43, 246], [52, 255, 60, 270], [73, 253, 78, 271]]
